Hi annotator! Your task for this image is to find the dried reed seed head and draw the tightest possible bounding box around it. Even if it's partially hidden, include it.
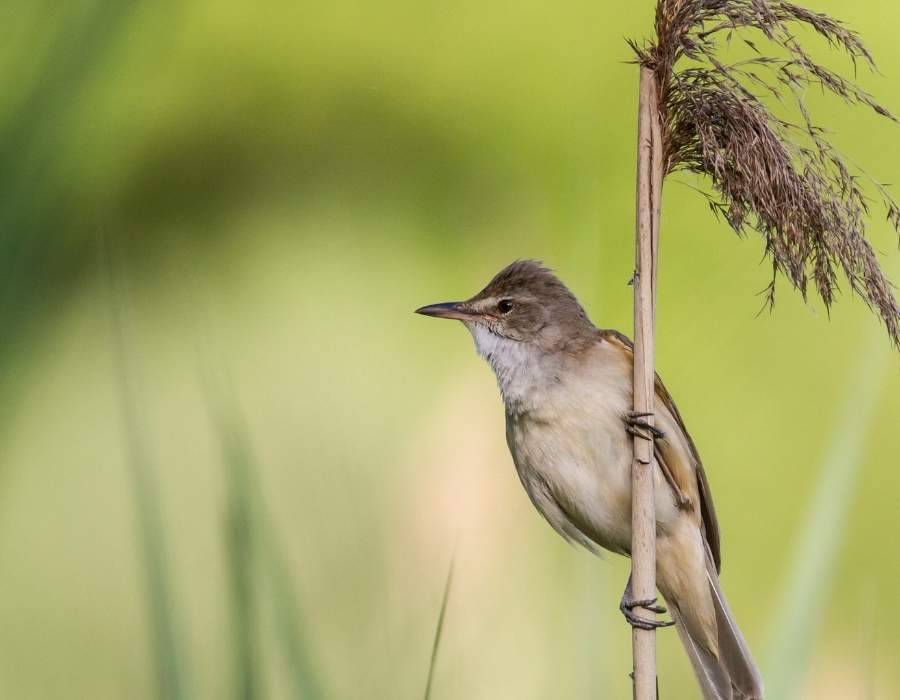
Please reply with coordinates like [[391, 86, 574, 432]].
[[633, 0, 900, 345]]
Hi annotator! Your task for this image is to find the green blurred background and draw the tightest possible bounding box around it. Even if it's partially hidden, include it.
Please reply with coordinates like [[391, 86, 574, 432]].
[[1, 1, 899, 698]]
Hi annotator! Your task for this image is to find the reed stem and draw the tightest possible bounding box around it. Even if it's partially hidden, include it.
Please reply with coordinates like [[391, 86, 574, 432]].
[[631, 64, 664, 700]]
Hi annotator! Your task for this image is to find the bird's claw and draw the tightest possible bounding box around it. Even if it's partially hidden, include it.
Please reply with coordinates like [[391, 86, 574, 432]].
[[622, 411, 666, 441], [623, 597, 668, 615], [619, 597, 676, 630], [623, 411, 666, 441]]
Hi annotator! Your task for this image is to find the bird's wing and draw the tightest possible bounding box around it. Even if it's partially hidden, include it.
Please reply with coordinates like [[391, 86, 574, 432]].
[[652, 372, 722, 572], [598, 329, 722, 572]]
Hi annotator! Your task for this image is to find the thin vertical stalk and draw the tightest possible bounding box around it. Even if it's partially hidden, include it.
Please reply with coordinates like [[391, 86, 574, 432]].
[[423, 558, 455, 700], [631, 65, 663, 700]]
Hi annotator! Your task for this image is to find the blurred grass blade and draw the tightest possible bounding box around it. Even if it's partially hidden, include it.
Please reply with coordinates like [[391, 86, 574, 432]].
[[763, 332, 890, 698], [105, 244, 187, 700], [217, 407, 263, 700], [263, 525, 325, 700], [0, 1, 138, 355], [205, 383, 323, 699], [423, 557, 455, 700]]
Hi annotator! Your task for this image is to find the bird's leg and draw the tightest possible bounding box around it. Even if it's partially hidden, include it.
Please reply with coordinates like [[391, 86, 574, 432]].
[[619, 574, 675, 630], [623, 410, 666, 441], [654, 446, 694, 510], [624, 412, 692, 509]]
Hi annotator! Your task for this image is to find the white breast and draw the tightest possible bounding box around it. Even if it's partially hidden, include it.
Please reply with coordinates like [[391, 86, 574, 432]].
[[505, 357, 637, 553], [469, 331, 680, 555]]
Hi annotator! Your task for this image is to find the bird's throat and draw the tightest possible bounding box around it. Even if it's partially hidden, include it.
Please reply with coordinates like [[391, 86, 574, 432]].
[[466, 324, 549, 413]]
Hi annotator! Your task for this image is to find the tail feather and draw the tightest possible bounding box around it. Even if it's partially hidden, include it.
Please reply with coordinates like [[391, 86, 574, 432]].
[[671, 604, 734, 700], [669, 558, 764, 700], [706, 558, 764, 699]]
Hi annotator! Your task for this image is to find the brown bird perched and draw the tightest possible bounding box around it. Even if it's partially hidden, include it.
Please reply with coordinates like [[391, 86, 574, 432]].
[[416, 260, 763, 700]]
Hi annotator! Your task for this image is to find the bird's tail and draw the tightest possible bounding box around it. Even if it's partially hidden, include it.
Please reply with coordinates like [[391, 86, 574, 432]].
[[669, 556, 764, 700]]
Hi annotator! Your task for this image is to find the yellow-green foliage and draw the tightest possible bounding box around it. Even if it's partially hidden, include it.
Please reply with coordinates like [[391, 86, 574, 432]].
[[0, 1, 898, 698]]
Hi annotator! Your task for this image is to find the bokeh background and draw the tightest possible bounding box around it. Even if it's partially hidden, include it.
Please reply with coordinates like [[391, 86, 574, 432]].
[[2, 1, 899, 698]]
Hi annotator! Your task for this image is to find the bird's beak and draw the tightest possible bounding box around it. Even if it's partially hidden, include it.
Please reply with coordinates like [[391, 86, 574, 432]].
[[414, 301, 476, 321]]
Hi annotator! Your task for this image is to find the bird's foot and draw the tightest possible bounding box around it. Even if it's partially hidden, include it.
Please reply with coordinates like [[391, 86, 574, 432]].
[[619, 596, 676, 631], [623, 411, 666, 441]]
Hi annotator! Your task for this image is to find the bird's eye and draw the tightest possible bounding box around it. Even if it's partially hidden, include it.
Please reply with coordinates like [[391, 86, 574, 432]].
[[498, 299, 514, 314]]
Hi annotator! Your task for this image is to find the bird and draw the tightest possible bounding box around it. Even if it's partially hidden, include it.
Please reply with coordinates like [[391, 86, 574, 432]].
[[415, 260, 763, 700]]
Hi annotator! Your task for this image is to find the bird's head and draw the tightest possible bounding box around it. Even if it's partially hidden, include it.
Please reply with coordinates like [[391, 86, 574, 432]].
[[415, 260, 595, 358]]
